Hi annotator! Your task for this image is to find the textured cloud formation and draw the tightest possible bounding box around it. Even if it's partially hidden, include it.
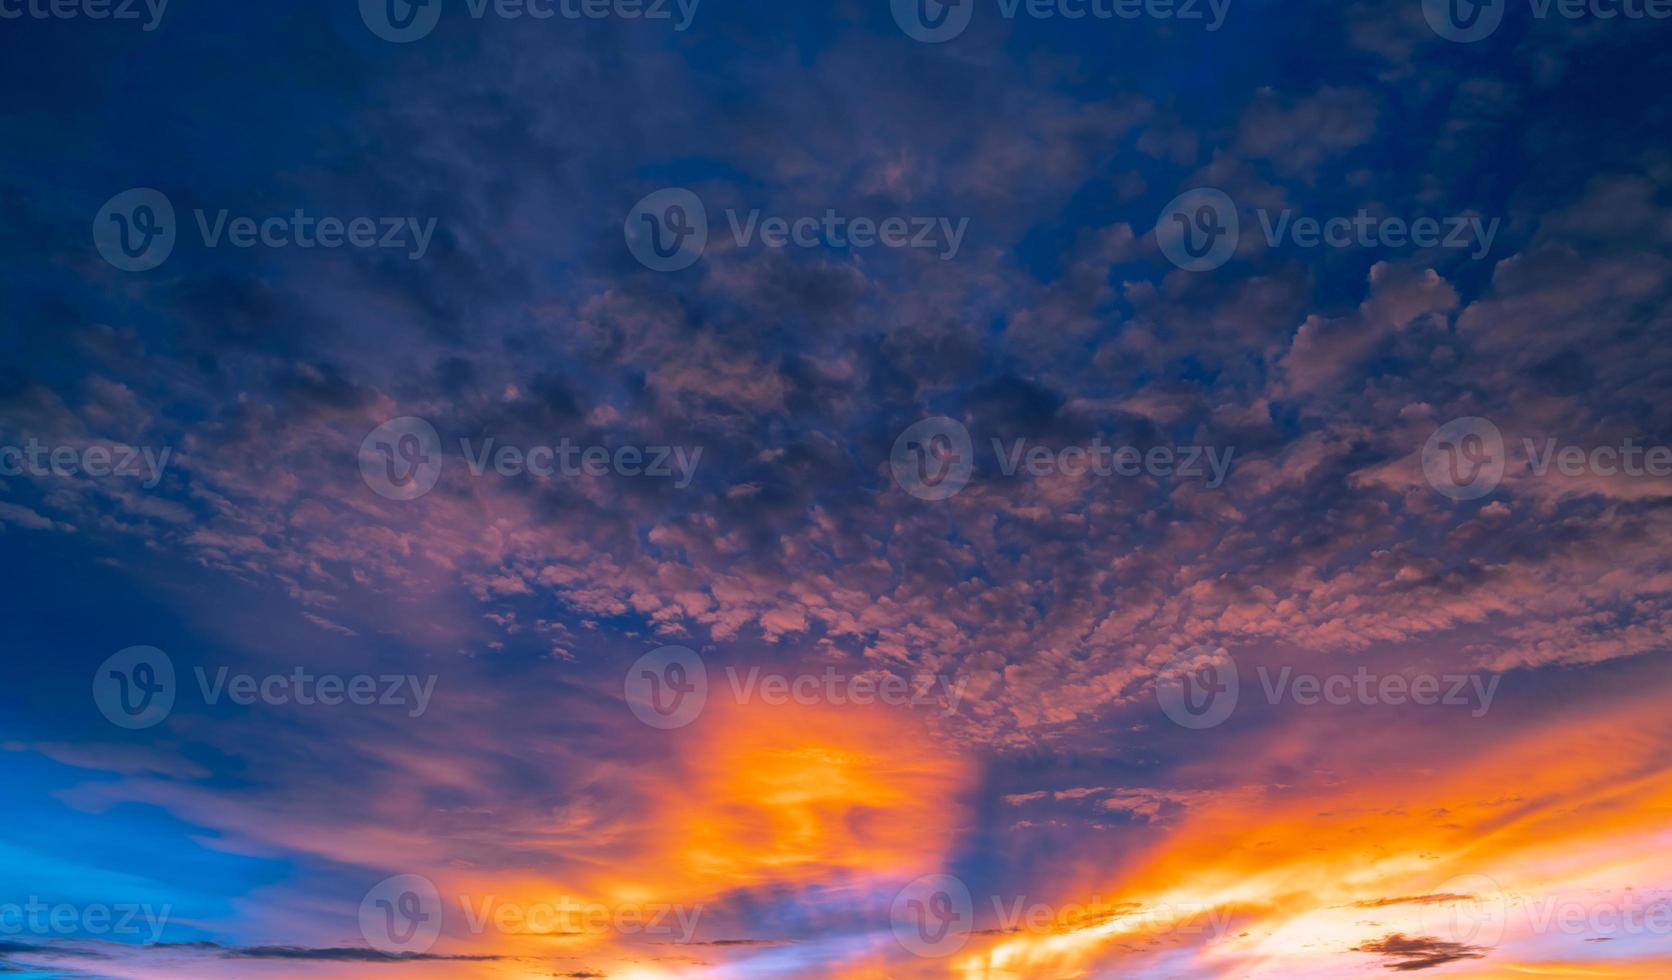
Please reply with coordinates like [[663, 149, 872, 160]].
[[2, 0, 1671, 977]]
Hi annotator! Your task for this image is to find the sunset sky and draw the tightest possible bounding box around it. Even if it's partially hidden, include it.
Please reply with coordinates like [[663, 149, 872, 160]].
[[3, 0, 1672, 977]]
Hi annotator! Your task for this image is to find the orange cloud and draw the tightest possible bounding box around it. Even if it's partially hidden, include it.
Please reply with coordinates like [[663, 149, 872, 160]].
[[955, 685, 1672, 978]]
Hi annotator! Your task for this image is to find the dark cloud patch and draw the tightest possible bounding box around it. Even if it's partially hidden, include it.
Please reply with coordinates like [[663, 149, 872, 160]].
[[1351, 933, 1488, 971], [1349, 893, 1475, 909]]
